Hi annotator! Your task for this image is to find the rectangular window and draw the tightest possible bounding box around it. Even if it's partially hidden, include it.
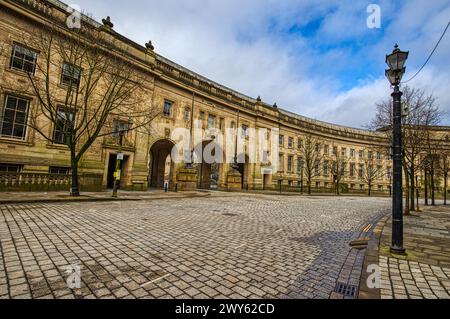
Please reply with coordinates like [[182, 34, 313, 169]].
[[341, 161, 346, 176], [368, 151, 373, 159], [386, 167, 392, 180], [323, 160, 329, 176], [287, 155, 293, 172], [315, 143, 321, 153], [279, 154, 284, 171], [163, 100, 173, 116], [341, 147, 347, 157], [359, 150, 364, 159], [10, 43, 38, 74], [297, 157, 304, 173], [241, 124, 248, 138], [360, 184, 365, 190], [350, 163, 355, 177], [288, 137, 293, 149], [49, 167, 71, 175], [324, 145, 329, 155], [184, 108, 191, 121], [53, 107, 74, 145], [0, 164, 22, 172], [297, 138, 302, 149], [378, 185, 383, 192], [333, 146, 338, 156], [279, 135, 284, 146], [112, 119, 132, 143], [219, 117, 224, 130], [0, 95, 30, 140], [376, 152, 382, 160], [208, 114, 215, 129], [358, 164, 363, 178], [350, 149, 355, 158], [316, 182, 321, 189], [61, 62, 81, 87], [314, 160, 320, 176], [378, 165, 383, 180]]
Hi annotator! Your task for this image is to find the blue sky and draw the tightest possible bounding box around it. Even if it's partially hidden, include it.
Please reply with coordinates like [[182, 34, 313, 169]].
[[72, 0, 450, 128]]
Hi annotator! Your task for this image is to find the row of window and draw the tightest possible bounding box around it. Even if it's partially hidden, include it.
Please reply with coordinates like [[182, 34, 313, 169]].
[[279, 154, 392, 179], [0, 94, 72, 143], [280, 180, 387, 191], [10, 43, 81, 87], [0, 93, 133, 143], [0, 164, 70, 174], [279, 135, 384, 160]]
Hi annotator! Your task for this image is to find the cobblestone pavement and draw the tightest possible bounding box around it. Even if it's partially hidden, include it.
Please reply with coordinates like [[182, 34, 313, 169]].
[[378, 206, 450, 299], [0, 194, 389, 299]]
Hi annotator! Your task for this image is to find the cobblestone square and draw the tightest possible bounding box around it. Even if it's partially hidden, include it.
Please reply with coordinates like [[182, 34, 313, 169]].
[[0, 194, 390, 299]]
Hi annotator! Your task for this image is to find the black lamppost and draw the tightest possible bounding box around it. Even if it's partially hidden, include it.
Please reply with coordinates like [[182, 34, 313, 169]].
[[385, 44, 409, 254]]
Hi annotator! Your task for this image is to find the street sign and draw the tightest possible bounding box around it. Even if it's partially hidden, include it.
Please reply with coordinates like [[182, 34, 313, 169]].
[[117, 153, 124, 160]]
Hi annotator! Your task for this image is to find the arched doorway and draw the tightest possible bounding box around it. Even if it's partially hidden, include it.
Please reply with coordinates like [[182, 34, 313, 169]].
[[236, 154, 250, 190], [149, 139, 175, 189], [195, 140, 224, 190]]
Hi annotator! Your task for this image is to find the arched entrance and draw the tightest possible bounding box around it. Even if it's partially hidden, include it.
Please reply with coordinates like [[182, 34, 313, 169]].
[[236, 154, 250, 190], [149, 139, 175, 189], [195, 140, 224, 190]]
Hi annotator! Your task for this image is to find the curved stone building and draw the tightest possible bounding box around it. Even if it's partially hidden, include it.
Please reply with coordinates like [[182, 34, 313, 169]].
[[0, 0, 447, 194]]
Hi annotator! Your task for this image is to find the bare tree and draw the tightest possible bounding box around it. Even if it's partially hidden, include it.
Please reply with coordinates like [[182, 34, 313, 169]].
[[360, 149, 383, 197], [369, 86, 441, 210], [330, 145, 347, 195], [440, 147, 450, 205], [424, 131, 444, 206], [299, 134, 324, 194], [13, 24, 159, 196]]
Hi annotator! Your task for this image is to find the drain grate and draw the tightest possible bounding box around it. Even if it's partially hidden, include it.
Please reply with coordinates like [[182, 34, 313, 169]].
[[335, 282, 357, 297]]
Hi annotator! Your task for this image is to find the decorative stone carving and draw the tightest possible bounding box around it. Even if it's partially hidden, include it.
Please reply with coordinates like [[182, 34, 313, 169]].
[[102, 16, 114, 28], [145, 40, 154, 51]]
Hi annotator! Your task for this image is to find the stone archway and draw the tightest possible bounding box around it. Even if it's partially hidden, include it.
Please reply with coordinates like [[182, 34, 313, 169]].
[[149, 139, 175, 189], [195, 140, 224, 190], [236, 154, 250, 190]]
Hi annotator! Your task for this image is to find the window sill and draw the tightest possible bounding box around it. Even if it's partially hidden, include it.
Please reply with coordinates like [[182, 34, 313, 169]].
[[46, 143, 69, 151], [5, 67, 37, 81], [0, 137, 32, 146]]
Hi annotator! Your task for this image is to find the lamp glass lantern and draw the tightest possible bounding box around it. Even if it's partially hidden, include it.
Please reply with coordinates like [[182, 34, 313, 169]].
[[386, 45, 409, 71], [385, 45, 409, 85]]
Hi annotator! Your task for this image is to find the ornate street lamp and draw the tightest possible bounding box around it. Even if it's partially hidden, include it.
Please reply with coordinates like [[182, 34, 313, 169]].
[[385, 44, 408, 254]]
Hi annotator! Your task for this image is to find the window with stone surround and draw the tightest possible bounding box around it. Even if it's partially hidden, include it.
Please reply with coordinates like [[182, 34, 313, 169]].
[[61, 62, 81, 87], [163, 100, 173, 116], [0, 163, 23, 172], [10, 43, 38, 74], [53, 107, 74, 145], [0, 95, 30, 140]]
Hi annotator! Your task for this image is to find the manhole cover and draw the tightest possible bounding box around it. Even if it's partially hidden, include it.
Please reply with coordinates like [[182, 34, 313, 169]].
[[335, 282, 357, 297]]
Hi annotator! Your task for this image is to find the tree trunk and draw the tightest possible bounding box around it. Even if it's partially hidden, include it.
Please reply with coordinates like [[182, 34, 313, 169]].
[[431, 163, 435, 206], [307, 178, 312, 195], [404, 168, 410, 216], [410, 166, 415, 211], [445, 173, 447, 205], [70, 150, 80, 197], [424, 169, 428, 205], [368, 184, 371, 197]]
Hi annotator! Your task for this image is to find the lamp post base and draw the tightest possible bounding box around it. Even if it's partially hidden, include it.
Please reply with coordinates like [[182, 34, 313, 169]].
[[390, 246, 406, 255]]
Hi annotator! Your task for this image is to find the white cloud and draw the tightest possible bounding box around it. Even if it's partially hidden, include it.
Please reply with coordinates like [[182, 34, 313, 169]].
[[73, 0, 450, 128]]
